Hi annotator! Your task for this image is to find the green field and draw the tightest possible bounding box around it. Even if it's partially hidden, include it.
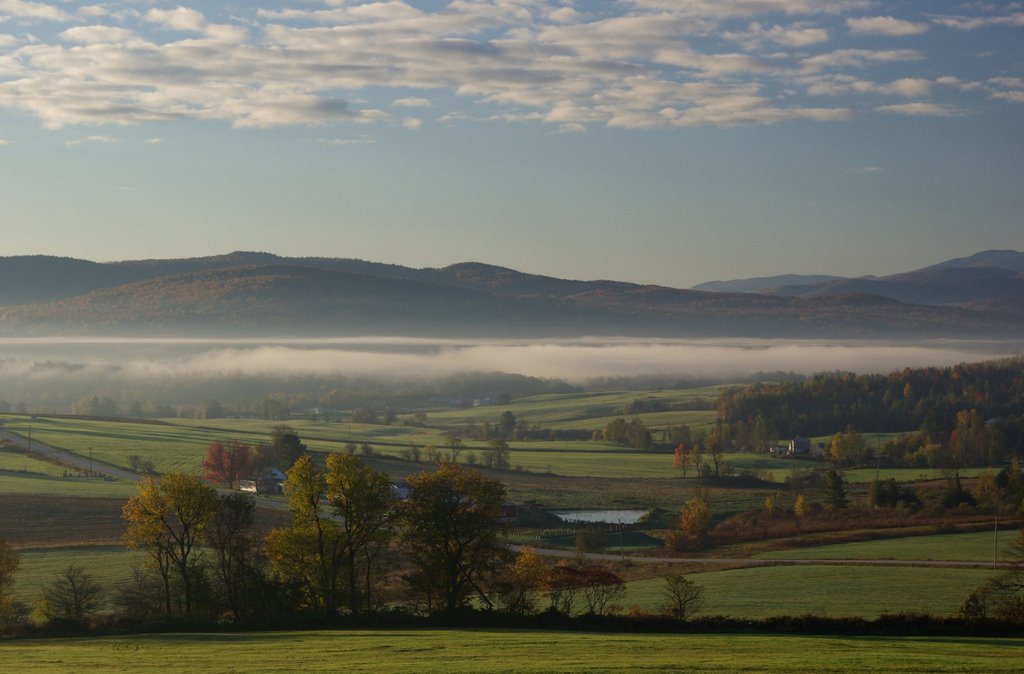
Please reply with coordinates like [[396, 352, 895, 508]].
[[757, 529, 1021, 563], [402, 387, 724, 430], [11, 546, 145, 609], [0, 447, 137, 498], [4, 414, 996, 487], [9, 543, 997, 621], [0, 630, 1020, 673], [624, 564, 994, 619]]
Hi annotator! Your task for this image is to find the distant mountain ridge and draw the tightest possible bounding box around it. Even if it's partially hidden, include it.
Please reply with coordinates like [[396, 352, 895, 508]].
[[693, 249, 1024, 314], [0, 250, 1020, 338]]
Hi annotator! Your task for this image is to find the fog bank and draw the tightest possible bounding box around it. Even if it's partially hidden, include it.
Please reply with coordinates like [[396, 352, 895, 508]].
[[0, 337, 1018, 382]]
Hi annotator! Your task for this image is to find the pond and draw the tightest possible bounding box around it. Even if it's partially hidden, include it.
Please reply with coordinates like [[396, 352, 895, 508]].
[[552, 509, 649, 525]]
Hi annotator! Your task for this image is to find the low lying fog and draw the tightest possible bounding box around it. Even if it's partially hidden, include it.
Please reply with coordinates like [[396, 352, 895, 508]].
[[0, 337, 1019, 382]]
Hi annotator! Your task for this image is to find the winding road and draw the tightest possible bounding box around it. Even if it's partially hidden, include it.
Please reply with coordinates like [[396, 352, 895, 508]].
[[2, 428, 1014, 570]]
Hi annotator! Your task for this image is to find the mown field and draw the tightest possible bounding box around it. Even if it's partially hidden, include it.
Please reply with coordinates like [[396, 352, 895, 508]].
[[6, 538, 1001, 621], [623, 564, 994, 619], [756, 528, 1021, 562], [0, 413, 995, 484], [1, 630, 1021, 673]]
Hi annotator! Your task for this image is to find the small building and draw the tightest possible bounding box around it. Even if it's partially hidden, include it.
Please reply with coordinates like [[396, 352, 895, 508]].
[[788, 436, 811, 456]]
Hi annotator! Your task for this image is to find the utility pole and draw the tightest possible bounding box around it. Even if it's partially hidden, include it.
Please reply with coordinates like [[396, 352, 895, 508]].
[[994, 513, 999, 570]]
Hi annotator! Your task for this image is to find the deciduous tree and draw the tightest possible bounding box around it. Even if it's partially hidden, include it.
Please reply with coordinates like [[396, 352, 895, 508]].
[[325, 453, 395, 614], [122, 473, 219, 615], [202, 440, 253, 489], [662, 573, 704, 620], [400, 463, 507, 615], [40, 565, 104, 622], [266, 454, 345, 617], [0, 538, 19, 628]]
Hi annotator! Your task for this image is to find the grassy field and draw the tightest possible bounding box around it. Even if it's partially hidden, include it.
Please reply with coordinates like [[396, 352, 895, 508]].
[[400, 387, 724, 429], [624, 564, 994, 618], [0, 447, 137, 498], [0, 630, 1021, 673], [10, 546, 145, 609], [3, 413, 995, 487], [756, 528, 1022, 562]]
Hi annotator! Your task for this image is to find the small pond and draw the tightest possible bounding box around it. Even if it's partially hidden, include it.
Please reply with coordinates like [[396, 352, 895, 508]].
[[552, 509, 649, 525]]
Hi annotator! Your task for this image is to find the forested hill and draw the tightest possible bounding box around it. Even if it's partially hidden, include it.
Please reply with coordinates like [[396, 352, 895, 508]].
[[718, 357, 1024, 445], [0, 252, 1022, 338]]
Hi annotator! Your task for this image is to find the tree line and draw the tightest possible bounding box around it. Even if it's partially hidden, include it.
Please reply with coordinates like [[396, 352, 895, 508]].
[[19, 458, 671, 628], [716, 357, 1024, 467]]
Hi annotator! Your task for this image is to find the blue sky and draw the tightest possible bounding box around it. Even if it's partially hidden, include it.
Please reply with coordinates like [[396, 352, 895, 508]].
[[0, 0, 1021, 287]]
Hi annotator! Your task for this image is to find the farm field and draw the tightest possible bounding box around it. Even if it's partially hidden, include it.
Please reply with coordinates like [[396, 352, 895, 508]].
[[7, 543, 997, 621], [0, 629, 1021, 673], [0, 447, 137, 498], [0, 414, 997, 485], [756, 529, 1022, 562], [10, 546, 144, 609], [623, 564, 994, 619]]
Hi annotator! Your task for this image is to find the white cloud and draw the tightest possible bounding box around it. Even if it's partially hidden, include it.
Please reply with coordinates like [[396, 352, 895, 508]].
[[988, 77, 1024, 104], [144, 7, 206, 33], [402, 117, 423, 129], [931, 13, 1024, 31], [392, 97, 432, 108], [801, 48, 922, 71], [847, 16, 929, 37], [724, 22, 830, 50], [58, 25, 136, 44], [0, 137, 9, 145], [65, 134, 121, 146], [0, 0, 69, 22], [875, 102, 966, 117], [144, 137, 161, 144], [318, 136, 377, 146], [0, 1, 1006, 132]]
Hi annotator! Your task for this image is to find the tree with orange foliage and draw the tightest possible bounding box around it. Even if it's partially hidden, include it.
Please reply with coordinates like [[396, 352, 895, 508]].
[[203, 440, 253, 489]]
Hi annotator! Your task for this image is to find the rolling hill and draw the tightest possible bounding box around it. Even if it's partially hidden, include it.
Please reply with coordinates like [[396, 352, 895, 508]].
[[0, 251, 1020, 338]]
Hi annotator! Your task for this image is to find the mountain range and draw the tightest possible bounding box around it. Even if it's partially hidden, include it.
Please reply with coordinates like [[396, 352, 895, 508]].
[[0, 250, 1021, 339]]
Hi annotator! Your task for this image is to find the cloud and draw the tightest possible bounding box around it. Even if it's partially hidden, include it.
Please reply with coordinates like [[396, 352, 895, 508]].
[[875, 102, 967, 117], [846, 16, 929, 37], [144, 7, 206, 33], [144, 137, 162, 144], [931, 13, 1024, 31], [318, 135, 377, 146], [724, 22, 830, 50], [988, 77, 1024, 104], [0, 0, 69, 22], [402, 117, 423, 129], [806, 76, 932, 97], [0, 137, 9, 145], [65, 134, 121, 146], [392, 97, 432, 108], [848, 164, 883, 174], [801, 48, 922, 71], [58, 25, 137, 45], [0, 1, 1010, 132]]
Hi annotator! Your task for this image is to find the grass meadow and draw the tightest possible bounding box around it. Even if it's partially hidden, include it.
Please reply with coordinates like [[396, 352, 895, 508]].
[[0, 413, 995, 486], [0, 630, 1021, 673], [624, 564, 994, 619], [11, 546, 145, 609], [755, 528, 1021, 563]]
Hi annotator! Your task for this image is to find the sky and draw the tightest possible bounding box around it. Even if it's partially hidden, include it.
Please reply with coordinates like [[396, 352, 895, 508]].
[[0, 0, 1021, 288]]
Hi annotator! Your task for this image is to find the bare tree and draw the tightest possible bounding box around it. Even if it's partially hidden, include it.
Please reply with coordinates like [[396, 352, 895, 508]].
[[41, 565, 104, 622], [662, 573, 705, 620]]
